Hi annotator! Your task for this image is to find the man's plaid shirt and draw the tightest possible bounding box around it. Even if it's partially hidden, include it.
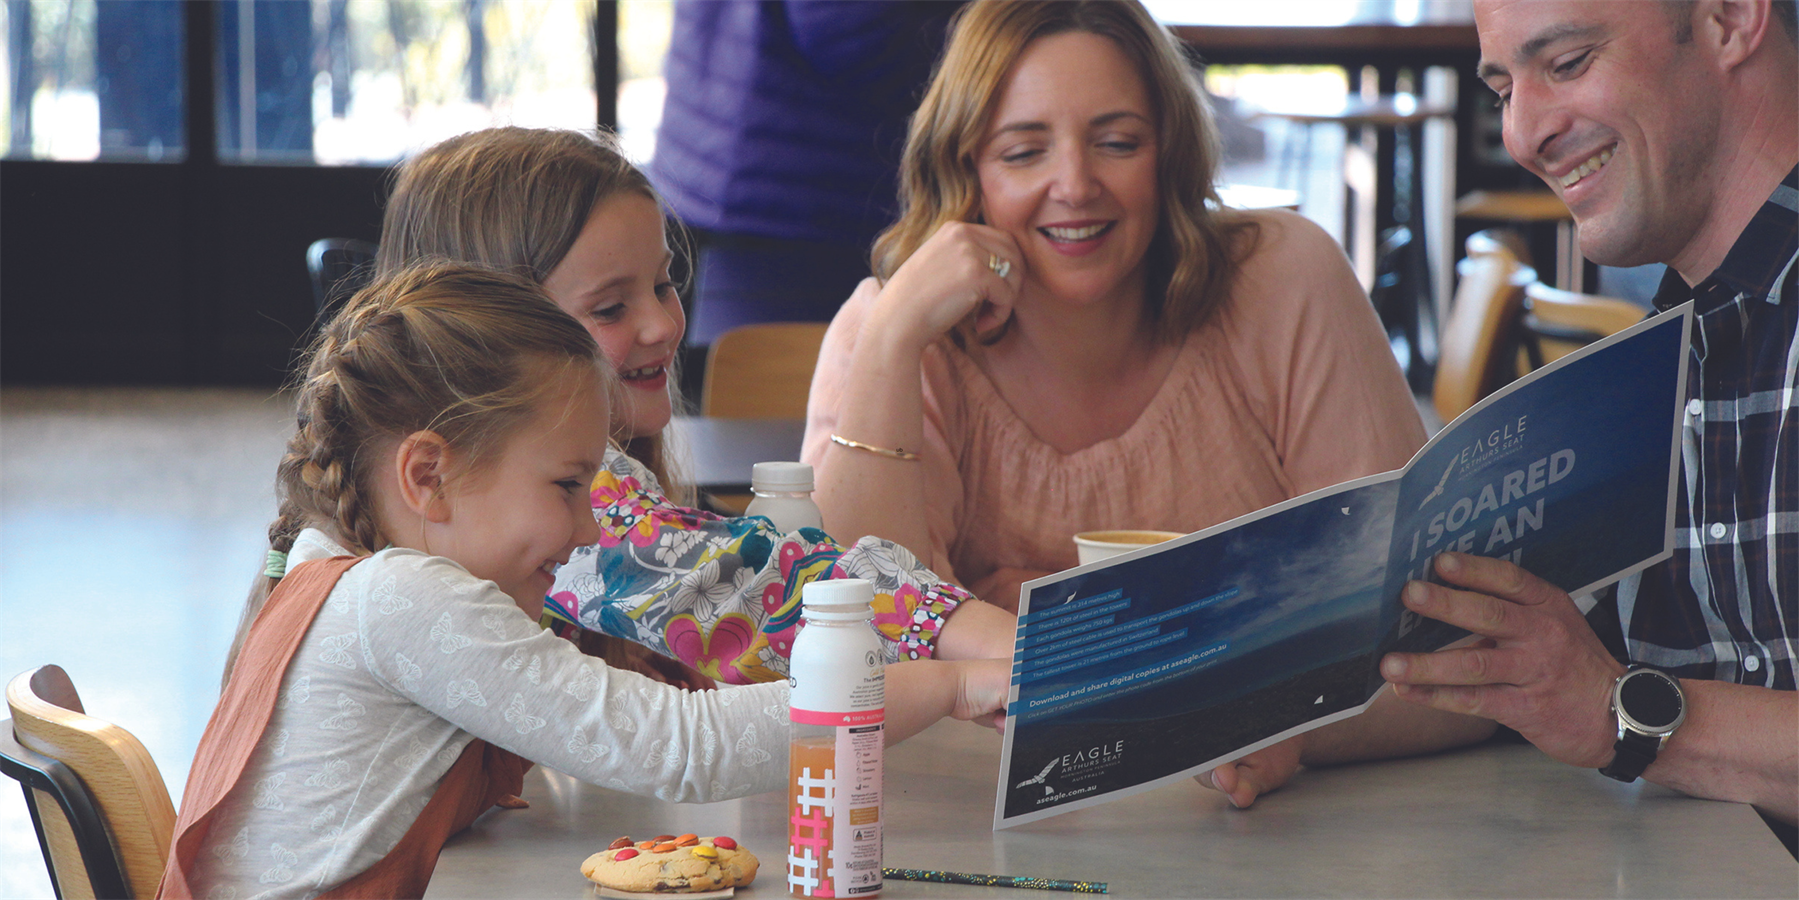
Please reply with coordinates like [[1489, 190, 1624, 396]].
[[1603, 166, 1798, 690]]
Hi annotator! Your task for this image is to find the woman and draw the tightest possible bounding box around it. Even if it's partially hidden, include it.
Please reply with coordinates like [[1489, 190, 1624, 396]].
[[371, 127, 1014, 686], [805, 0, 1428, 610]]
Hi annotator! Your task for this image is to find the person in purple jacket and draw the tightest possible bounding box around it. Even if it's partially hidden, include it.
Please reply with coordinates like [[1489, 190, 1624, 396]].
[[650, 0, 962, 348]]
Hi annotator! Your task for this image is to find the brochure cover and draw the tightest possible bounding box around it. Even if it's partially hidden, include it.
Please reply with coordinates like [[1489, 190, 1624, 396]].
[[993, 303, 1692, 829]]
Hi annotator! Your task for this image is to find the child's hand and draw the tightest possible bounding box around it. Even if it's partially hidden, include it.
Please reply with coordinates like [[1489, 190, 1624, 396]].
[[884, 658, 1013, 744], [952, 657, 1011, 733]]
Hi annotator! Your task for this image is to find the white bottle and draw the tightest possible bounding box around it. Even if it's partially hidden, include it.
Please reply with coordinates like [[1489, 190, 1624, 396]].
[[746, 461, 825, 532], [787, 579, 884, 898]]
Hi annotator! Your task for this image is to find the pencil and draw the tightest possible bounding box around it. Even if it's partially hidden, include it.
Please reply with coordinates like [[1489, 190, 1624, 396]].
[[881, 867, 1108, 893]]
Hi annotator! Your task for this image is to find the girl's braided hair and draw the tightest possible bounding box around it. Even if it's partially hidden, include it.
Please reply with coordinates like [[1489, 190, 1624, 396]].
[[223, 262, 608, 685]]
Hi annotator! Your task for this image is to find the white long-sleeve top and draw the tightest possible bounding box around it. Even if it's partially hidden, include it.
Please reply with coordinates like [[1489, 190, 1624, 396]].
[[187, 529, 790, 900]]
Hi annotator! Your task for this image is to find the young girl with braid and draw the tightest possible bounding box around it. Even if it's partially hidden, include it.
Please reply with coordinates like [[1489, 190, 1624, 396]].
[[372, 127, 1015, 687], [162, 264, 1008, 899]]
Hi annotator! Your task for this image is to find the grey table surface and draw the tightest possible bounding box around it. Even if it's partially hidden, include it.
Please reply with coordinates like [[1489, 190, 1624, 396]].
[[666, 416, 807, 493], [426, 718, 1795, 899]]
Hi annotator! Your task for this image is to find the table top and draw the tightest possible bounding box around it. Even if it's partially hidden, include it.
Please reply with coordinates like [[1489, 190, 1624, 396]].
[[427, 719, 1794, 899], [1150, 0, 1478, 67], [1456, 189, 1573, 222], [667, 416, 807, 493]]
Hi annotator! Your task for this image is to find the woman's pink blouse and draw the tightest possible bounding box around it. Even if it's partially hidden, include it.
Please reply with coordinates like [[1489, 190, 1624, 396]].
[[804, 210, 1428, 607]]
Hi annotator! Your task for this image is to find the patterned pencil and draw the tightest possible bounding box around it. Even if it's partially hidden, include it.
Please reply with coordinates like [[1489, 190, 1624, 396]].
[[882, 868, 1108, 893]]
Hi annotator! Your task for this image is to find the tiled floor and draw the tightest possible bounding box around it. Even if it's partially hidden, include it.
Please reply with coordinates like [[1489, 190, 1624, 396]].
[[1, 387, 293, 899]]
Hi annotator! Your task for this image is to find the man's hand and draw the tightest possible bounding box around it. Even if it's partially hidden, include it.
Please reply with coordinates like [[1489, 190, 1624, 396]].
[[1381, 552, 1625, 768]]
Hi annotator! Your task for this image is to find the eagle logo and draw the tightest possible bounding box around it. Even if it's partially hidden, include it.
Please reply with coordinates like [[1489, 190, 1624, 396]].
[[1015, 757, 1060, 796], [1418, 457, 1456, 510]]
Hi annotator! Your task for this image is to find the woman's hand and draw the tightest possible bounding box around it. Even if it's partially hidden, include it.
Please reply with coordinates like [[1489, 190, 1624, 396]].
[[812, 221, 1021, 566], [1195, 737, 1304, 809], [869, 221, 1024, 350]]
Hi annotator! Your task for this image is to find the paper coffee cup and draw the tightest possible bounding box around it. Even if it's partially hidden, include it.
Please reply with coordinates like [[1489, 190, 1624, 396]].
[[1073, 530, 1183, 566]]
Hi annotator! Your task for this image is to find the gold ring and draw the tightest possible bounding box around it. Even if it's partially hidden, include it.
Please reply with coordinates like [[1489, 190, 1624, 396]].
[[987, 254, 1012, 279]]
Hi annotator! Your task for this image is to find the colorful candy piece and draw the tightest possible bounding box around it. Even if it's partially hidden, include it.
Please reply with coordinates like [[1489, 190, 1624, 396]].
[[713, 836, 737, 850], [608, 837, 633, 850], [613, 848, 639, 861], [651, 834, 676, 843], [675, 834, 699, 847], [653, 842, 677, 853], [636, 841, 655, 850], [690, 846, 719, 860]]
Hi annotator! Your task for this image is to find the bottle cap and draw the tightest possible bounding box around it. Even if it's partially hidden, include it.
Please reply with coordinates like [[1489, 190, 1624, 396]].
[[802, 578, 874, 618], [751, 461, 813, 492]]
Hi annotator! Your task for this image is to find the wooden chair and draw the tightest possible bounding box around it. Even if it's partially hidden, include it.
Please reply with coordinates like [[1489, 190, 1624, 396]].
[[696, 322, 828, 514], [3, 665, 176, 899], [700, 322, 830, 420], [1455, 189, 1584, 292], [1514, 282, 1647, 375], [1432, 231, 1534, 424]]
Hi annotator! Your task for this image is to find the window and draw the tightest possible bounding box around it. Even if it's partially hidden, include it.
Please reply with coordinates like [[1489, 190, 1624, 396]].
[[615, 0, 670, 164], [229, 0, 601, 165], [3, 0, 604, 166], [3, 0, 185, 161]]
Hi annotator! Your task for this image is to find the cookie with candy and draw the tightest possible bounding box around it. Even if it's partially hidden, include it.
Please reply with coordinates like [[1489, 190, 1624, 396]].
[[579, 834, 758, 896]]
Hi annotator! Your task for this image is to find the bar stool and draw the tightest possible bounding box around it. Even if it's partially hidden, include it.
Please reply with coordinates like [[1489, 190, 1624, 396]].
[[1250, 94, 1455, 390]]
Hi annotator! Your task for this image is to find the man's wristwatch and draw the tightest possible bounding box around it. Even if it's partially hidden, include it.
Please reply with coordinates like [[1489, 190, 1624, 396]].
[[1598, 666, 1686, 783]]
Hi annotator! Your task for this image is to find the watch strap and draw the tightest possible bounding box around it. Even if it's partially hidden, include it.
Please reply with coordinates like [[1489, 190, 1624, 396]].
[[1599, 730, 1660, 782]]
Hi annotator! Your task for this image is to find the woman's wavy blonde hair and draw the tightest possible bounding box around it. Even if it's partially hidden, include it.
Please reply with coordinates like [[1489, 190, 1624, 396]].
[[376, 126, 688, 498], [873, 0, 1256, 339]]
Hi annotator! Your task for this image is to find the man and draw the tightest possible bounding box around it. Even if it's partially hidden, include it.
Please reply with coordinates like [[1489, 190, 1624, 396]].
[[1207, 0, 1797, 838]]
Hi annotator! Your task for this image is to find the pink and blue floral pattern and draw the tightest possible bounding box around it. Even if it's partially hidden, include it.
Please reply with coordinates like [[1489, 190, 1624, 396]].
[[548, 447, 972, 684]]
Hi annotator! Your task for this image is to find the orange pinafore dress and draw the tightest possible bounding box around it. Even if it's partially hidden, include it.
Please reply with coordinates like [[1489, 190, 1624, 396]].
[[157, 557, 530, 899]]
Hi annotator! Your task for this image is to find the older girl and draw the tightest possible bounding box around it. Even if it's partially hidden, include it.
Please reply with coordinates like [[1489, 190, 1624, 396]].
[[372, 128, 1015, 684]]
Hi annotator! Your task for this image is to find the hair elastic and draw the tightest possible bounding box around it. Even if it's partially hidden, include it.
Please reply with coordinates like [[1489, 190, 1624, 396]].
[[264, 550, 289, 579]]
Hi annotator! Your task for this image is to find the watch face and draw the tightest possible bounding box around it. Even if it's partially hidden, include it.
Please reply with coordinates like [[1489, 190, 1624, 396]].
[[1619, 670, 1683, 731]]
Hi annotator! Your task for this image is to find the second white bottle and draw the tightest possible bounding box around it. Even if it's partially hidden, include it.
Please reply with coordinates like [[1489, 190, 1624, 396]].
[[786, 578, 884, 898]]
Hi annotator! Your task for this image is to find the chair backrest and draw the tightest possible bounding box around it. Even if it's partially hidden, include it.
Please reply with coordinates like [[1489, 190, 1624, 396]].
[[1, 719, 128, 899], [701, 322, 831, 420], [1515, 282, 1647, 374], [307, 237, 380, 322], [1433, 231, 1534, 423], [6, 666, 176, 899]]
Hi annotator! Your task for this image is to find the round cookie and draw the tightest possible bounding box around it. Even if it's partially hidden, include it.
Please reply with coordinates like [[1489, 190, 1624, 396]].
[[580, 835, 758, 894]]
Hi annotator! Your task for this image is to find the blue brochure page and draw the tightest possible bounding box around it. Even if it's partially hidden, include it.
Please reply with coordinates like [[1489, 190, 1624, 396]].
[[994, 304, 1690, 830], [997, 477, 1399, 828], [1370, 306, 1691, 676]]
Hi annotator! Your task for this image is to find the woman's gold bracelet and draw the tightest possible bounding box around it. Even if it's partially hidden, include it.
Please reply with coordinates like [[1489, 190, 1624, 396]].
[[829, 433, 921, 461]]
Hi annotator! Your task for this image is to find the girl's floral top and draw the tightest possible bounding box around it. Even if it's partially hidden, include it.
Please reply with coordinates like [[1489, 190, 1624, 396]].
[[545, 448, 974, 685]]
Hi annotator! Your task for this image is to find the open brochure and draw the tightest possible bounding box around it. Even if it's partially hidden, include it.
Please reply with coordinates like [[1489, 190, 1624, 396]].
[[994, 303, 1693, 829]]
